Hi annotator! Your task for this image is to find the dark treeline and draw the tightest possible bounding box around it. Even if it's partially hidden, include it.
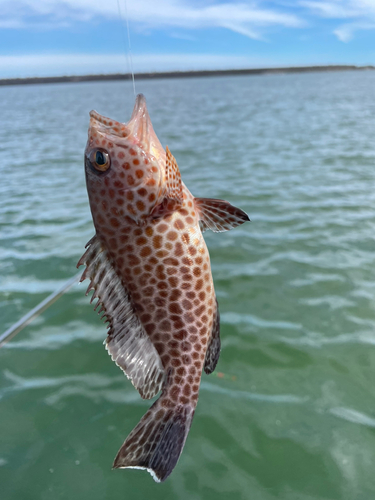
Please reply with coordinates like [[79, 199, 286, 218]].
[[1, 65, 374, 87]]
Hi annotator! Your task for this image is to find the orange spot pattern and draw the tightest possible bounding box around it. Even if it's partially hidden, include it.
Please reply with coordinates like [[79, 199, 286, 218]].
[[84, 116, 216, 415]]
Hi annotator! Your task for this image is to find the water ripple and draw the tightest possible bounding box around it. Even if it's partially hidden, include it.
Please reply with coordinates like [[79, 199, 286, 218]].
[[201, 381, 308, 404], [330, 407, 375, 428]]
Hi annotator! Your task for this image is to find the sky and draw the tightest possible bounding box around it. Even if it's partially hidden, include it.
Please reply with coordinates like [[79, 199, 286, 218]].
[[2, 0, 375, 78]]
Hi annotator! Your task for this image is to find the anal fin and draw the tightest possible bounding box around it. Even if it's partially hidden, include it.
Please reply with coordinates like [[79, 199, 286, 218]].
[[204, 299, 221, 374], [77, 235, 165, 399]]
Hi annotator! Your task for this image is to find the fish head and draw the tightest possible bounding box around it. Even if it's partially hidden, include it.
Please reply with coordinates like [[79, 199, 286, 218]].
[[84, 94, 166, 225]]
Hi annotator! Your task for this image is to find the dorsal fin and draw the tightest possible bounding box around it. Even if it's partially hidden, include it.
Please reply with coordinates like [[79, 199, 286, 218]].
[[195, 198, 250, 233], [77, 235, 165, 399], [204, 298, 221, 374], [165, 146, 183, 207]]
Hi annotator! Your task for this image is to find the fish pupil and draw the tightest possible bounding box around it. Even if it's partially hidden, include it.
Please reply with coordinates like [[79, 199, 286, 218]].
[[96, 151, 106, 165]]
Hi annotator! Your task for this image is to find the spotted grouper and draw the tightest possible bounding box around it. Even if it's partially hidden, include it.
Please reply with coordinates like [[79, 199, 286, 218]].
[[78, 94, 249, 482]]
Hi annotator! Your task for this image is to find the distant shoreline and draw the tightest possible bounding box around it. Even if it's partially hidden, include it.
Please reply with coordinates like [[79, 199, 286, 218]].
[[1, 65, 374, 87]]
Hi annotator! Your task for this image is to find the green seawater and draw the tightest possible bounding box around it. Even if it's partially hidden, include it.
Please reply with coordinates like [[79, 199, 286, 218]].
[[1, 71, 375, 500]]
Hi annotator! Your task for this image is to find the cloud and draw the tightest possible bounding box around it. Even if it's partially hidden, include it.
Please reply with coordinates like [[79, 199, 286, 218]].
[[0, 52, 280, 78], [0, 0, 304, 40], [300, 1, 360, 18], [301, 0, 375, 41], [1, 0, 375, 65], [334, 21, 375, 41], [334, 24, 355, 42]]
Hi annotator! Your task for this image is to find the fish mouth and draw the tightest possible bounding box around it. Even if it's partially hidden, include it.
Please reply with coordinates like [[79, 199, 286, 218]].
[[89, 110, 129, 138], [88, 94, 165, 164], [126, 93, 151, 146], [126, 94, 165, 164], [88, 94, 148, 138]]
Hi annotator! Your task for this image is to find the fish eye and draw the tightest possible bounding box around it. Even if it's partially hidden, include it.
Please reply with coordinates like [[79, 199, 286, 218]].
[[89, 149, 110, 172]]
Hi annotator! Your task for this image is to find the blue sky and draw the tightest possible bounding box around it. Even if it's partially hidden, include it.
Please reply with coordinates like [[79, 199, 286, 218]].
[[1, 0, 375, 78]]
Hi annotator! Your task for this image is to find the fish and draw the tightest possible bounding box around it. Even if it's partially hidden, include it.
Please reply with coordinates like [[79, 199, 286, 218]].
[[77, 94, 249, 482]]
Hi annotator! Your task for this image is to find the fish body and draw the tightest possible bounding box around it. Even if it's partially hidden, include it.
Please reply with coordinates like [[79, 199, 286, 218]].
[[78, 94, 249, 482]]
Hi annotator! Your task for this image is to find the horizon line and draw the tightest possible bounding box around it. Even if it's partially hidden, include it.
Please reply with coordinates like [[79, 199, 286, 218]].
[[1, 65, 374, 87]]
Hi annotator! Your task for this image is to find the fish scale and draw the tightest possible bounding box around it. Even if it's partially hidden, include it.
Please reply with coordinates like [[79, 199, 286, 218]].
[[78, 93, 249, 482]]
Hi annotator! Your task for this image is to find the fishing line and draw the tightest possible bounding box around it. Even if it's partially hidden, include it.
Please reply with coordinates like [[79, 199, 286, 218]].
[[117, 0, 136, 97], [0, 272, 81, 349]]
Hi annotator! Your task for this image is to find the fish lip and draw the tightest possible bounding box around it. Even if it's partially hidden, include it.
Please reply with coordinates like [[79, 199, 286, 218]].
[[128, 94, 166, 165], [129, 93, 147, 122], [89, 110, 130, 138], [126, 93, 152, 148]]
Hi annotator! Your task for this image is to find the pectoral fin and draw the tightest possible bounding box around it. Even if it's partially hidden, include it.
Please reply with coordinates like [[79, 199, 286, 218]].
[[77, 235, 165, 399], [195, 197, 250, 232]]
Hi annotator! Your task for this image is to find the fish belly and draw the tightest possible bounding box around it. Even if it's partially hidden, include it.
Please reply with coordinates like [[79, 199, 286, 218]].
[[107, 210, 215, 406]]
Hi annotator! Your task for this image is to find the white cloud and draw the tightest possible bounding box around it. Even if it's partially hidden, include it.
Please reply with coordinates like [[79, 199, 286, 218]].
[[0, 0, 304, 39], [301, 1, 361, 18], [301, 0, 375, 40], [334, 20, 375, 41], [334, 24, 355, 41], [1, 0, 375, 60], [0, 53, 280, 78]]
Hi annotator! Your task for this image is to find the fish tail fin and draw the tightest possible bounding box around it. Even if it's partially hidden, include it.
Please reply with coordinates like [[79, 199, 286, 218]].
[[113, 395, 195, 482]]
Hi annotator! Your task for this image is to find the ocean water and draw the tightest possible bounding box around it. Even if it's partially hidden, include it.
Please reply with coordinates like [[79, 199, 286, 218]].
[[1, 70, 375, 500]]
